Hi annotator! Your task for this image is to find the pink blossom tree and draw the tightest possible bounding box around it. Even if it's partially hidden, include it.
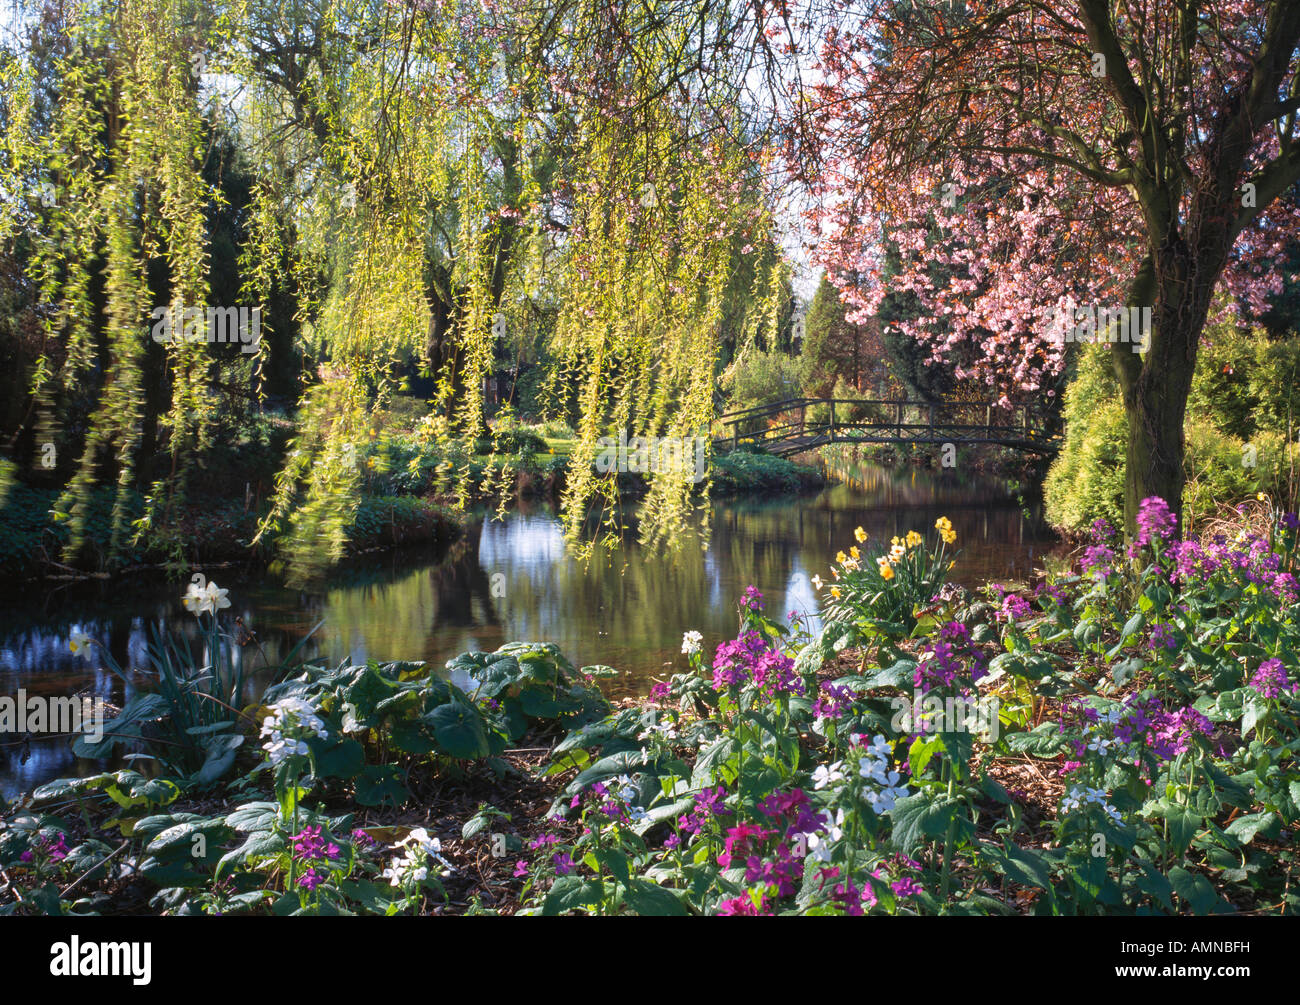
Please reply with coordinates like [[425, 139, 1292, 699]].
[[793, 0, 1300, 533]]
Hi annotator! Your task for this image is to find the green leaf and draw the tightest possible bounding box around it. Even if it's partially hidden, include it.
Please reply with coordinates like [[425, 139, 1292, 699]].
[[1136, 860, 1175, 913], [993, 843, 1058, 899], [1168, 866, 1221, 915], [1225, 812, 1280, 846], [191, 734, 243, 785], [426, 702, 492, 759], [225, 801, 278, 833], [541, 876, 604, 916], [1110, 656, 1145, 687], [889, 793, 959, 853], [354, 765, 410, 808], [622, 879, 687, 916], [311, 736, 367, 778], [1120, 610, 1145, 642], [71, 694, 168, 758]]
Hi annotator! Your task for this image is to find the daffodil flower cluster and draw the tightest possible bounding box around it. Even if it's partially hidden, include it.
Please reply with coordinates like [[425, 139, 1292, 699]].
[[182, 579, 232, 615]]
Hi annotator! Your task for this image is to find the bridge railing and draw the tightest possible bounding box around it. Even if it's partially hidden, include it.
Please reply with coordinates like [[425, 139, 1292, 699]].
[[712, 397, 1056, 451]]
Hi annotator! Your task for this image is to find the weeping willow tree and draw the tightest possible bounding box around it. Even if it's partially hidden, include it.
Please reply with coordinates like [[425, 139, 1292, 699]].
[[0, 0, 219, 564], [1, 0, 791, 572], [230, 0, 788, 564]]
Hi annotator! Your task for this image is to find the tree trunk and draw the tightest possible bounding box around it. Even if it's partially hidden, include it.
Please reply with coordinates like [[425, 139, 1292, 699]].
[[1113, 232, 1227, 539], [1122, 353, 1194, 539]]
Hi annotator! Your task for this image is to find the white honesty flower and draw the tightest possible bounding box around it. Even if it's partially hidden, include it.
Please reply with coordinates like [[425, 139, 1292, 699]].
[[812, 761, 845, 791]]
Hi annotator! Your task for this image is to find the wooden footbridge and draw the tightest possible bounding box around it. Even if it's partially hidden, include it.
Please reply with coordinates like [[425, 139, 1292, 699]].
[[713, 398, 1060, 457]]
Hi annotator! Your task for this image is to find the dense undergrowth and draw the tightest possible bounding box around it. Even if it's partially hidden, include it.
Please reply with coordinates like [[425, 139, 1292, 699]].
[[4, 496, 1297, 915]]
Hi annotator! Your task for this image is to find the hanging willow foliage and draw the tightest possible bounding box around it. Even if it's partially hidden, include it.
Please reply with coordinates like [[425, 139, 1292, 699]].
[[2, 0, 789, 571], [0, 0, 215, 563]]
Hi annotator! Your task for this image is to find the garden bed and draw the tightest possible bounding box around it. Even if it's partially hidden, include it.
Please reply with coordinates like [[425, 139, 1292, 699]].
[[3, 498, 1299, 915]]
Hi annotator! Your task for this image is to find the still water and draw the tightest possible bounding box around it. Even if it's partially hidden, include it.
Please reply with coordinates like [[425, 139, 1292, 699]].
[[1, 466, 1062, 797]]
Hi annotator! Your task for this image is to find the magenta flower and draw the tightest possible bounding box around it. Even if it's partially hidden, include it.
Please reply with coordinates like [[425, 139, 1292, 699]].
[[1081, 542, 1115, 579], [1147, 623, 1177, 651], [998, 594, 1032, 622], [717, 891, 767, 915], [1249, 658, 1297, 700], [47, 834, 69, 862], [891, 877, 923, 897], [1135, 496, 1177, 546]]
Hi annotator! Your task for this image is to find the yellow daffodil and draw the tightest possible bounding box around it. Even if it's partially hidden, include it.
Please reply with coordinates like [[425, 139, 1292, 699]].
[[854, 526, 868, 543], [891, 535, 903, 548], [906, 530, 923, 549], [849, 546, 860, 559], [830, 586, 842, 599], [940, 528, 957, 545], [836, 550, 848, 564], [878, 562, 895, 581], [935, 516, 953, 533]]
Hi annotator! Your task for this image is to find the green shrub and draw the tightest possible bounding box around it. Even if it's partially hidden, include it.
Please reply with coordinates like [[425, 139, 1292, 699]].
[[1182, 418, 1263, 530], [1044, 345, 1128, 531], [709, 451, 823, 495], [1045, 322, 1296, 534], [722, 345, 805, 415], [807, 376, 887, 425]]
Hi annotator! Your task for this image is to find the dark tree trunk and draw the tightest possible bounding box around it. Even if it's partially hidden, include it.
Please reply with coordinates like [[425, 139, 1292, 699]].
[[1113, 226, 1232, 539]]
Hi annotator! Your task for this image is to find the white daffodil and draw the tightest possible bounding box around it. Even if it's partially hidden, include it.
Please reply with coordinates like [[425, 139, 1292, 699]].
[[182, 581, 206, 613], [203, 581, 231, 612], [811, 574, 823, 590], [69, 630, 93, 655]]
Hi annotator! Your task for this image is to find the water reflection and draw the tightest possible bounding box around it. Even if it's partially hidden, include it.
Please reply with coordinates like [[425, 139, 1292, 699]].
[[0, 467, 1060, 796]]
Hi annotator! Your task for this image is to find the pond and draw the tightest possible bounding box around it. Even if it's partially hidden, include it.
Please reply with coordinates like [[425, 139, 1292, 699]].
[[0, 464, 1064, 797]]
